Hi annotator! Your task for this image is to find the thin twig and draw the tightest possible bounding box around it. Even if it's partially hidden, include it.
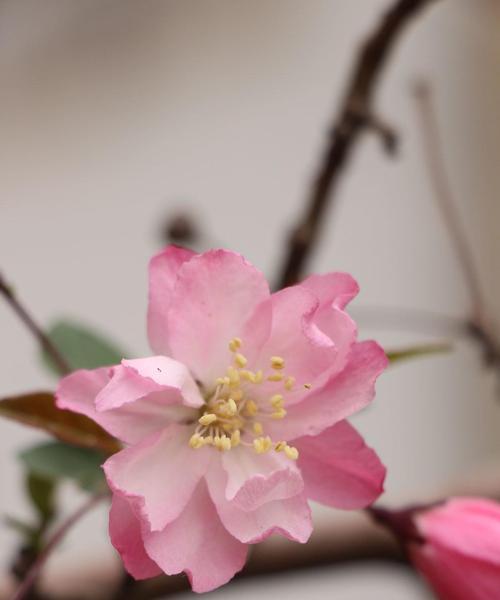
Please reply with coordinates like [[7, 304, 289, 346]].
[[412, 81, 485, 320], [10, 493, 107, 600], [0, 274, 71, 376], [276, 0, 437, 289], [412, 82, 500, 373]]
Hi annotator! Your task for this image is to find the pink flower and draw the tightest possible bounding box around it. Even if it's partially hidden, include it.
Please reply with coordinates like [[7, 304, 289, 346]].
[[56, 247, 387, 592], [409, 498, 500, 600]]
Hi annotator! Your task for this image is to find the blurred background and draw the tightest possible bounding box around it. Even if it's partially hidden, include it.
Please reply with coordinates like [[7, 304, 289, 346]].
[[1, 0, 500, 598]]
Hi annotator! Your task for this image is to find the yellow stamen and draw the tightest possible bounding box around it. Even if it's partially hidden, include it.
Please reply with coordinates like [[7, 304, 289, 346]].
[[199, 413, 217, 426], [234, 353, 248, 368], [271, 408, 287, 419], [284, 376, 295, 391], [267, 373, 284, 382], [253, 436, 272, 454], [189, 433, 204, 449], [275, 441, 287, 452], [270, 394, 284, 409], [253, 421, 263, 435], [284, 445, 299, 460], [244, 399, 258, 416], [216, 376, 230, 386], [227, 366, 240, 385], [230, 430, 241, 447], [254, 370, 264, 383], [229, 337, 242, 352], [226, 398, 238, 416], [304, 383, 312, 390], [270, 356, 285, 370]]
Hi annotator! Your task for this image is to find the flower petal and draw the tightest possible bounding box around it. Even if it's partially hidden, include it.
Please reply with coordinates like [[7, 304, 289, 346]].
[[142, 481, 248, 593], [147, 245, 195, 355], [294, 420, 385, 509], [207, 461, 312, 544], [167, 249, 270, 384], [221, 446, 303, 511], [103, 424, 212, 531], [95, 356, 203, 411], [251, 286, 337, 407], [109, 493, 161, 579], [266, 341, 388, 440], [56, 366, 196, 445], [411, 543, 500, 600], [416, 498, 500, 565], [300, 272, 359, 310]]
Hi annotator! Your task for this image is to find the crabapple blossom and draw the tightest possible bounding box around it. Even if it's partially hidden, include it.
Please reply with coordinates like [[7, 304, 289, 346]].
[[56, 246, 387, 592]]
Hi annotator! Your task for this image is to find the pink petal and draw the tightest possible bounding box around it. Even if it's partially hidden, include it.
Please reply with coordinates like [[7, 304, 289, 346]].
[[294, 420, 385, 509], [166, 249, 270, 384], [103, 424, 212, 532], [147, 245, 195, 355], [300, 272, 359, 310], [411, 543, 500, 600], [266, 341, 388, 441], [56, 367, 195, 445], [253, 286, 337, 404], [221, 446, 304, 511], [109, 493, 161, 579], [207, 461, 312, 544], [142, 481, 248, 593], [416, 497, 500, 565], [95, 356, 203, 411], [299, 272, 359, 375]]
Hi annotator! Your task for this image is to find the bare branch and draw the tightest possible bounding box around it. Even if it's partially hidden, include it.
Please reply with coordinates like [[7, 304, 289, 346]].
[[0, 274, 71, 376], [276, 0, 438, 289]]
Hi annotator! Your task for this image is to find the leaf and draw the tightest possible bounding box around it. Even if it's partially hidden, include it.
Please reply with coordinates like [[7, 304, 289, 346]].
[[4, 516, 38, 540], [41, 320, 127, 376], [19, 442, 107, 493], [386, 342, 452, 364], [25, 473, 56, 528], [0, 392, 120, 454]]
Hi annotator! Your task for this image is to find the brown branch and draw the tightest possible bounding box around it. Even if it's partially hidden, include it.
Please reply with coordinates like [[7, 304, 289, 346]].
[[412, 81, 485, 320], [0, 274, 71, 376], [412, 82, 500, 374], [10, 494, 106, 600], [276, 0, 438, 289]]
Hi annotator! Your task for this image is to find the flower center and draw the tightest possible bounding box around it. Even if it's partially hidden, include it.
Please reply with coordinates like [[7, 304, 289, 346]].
[[189, 337, 300, 460]]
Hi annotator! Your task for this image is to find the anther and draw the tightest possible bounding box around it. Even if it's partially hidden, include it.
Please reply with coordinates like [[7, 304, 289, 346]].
[[199, 413, 217, 426], [229, 338, 242, 352], [244, 399, 258, 416], [284, 376, 295, 391], [275, 441, 287, 452], [230, 430, 241, 447], [226, 398, 238, 416], [284, 445, 299, 460], [227, 366, 240, 385], [253, 422, 263, 435], [271, 408, 287, 419], [270, 356, 285, 370], [189, 434, 204, 449], [270, 394, 284, 408], [234, 353, 248, 368], [267, 373, 284, 382], [303, 383, 312, 389]]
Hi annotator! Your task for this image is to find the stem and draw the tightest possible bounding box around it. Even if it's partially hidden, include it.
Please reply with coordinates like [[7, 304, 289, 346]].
[[10, 493, 107, 600], [413, 81, 485, 321], [0, 274, 71, 376], [276, 0, 438, 289]]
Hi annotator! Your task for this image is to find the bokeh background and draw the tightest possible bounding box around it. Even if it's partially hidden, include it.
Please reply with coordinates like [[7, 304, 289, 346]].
[[1, 0, 500, 597]]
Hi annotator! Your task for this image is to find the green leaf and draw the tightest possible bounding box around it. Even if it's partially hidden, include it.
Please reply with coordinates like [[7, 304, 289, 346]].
[[19, 442, 107, 493], [0, 392, 120, 454], [4, 516, 37, 540], [25, 473, 56, 528], [41, 320, 127, 376], [386, 342, 452, 364]]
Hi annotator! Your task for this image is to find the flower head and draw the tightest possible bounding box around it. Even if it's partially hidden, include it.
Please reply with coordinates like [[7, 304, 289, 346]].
[[409, 497, 500, 600], [56, 246, 387, 592]]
